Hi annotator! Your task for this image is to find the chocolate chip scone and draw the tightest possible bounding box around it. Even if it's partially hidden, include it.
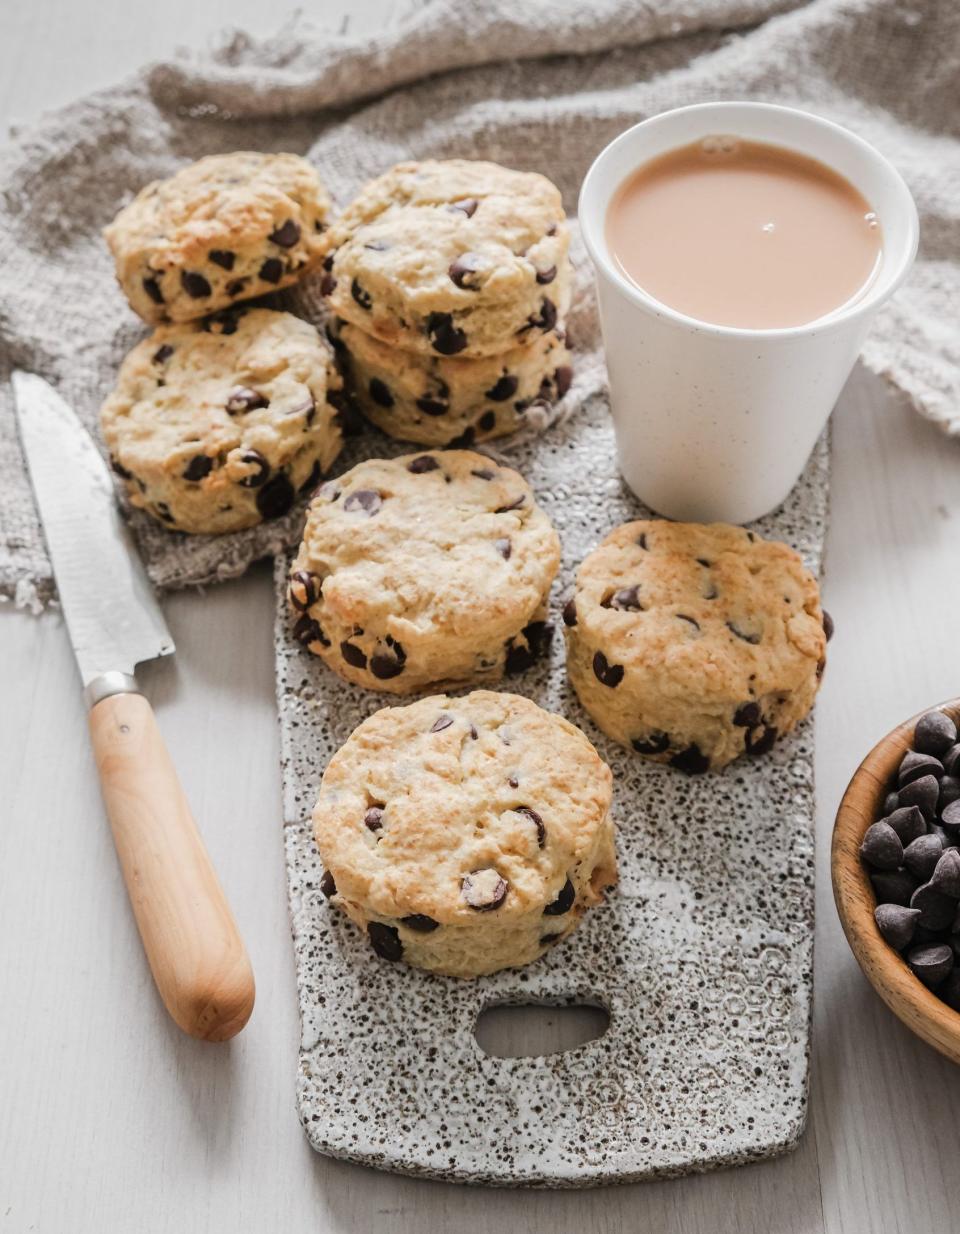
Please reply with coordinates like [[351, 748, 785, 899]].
[[314, 691, 617, 978], [104, 152, 333, 324], [335, 319, 572, 447], [100, 307, 343, 534], [564, 521, 829, 772], [287, 450, 560, 692], [322, 159, 571, 358]]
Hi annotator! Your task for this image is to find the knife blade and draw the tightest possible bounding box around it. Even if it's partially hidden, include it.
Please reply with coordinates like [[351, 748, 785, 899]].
[[13, 372, 255, 1042], [12, 371, 174, 687]]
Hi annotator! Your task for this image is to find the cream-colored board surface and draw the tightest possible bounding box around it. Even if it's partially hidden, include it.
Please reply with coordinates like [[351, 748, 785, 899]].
[[2, 1, 960, 1229]]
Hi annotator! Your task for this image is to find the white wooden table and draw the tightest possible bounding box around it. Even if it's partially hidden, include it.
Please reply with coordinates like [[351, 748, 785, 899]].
[[3, 4, 960, 1231]]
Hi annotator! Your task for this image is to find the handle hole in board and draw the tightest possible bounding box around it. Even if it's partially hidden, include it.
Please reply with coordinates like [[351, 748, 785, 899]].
[[474, 1000, 610, 1058]]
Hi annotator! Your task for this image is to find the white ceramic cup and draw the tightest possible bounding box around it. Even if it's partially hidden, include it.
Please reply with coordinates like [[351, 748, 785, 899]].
[[578, 102, 919, 524]]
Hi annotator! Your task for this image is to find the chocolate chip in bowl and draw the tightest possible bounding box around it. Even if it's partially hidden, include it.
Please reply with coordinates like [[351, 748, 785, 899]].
[[833, 700, 960, 1061]]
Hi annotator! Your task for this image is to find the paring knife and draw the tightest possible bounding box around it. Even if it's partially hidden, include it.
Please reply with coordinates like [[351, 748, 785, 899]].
[[13, 372, 255, 1042]]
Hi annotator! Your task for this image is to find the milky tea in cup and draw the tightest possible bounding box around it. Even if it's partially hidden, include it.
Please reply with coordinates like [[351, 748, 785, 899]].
[[605, 136, 882, 329]]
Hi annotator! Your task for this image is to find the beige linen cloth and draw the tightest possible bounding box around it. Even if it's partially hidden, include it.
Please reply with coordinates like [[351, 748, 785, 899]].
[[1, 0, 957, 610]]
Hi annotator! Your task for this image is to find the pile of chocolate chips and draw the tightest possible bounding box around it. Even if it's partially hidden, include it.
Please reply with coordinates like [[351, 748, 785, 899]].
[[860, 709, 960, 1009]]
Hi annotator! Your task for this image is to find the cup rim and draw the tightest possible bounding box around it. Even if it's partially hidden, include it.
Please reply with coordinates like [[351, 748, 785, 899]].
[[578, 101, 920, 341]]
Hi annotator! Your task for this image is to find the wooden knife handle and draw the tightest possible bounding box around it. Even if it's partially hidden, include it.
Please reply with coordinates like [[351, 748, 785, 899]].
[[88, 691, 255, 1041]]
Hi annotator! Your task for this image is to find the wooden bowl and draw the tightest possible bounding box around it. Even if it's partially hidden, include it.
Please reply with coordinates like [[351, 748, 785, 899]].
[[832, 698, 960, 1064]]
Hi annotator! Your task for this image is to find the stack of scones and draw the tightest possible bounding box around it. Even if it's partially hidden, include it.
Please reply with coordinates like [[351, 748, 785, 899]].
[[322, 160, 574, 448]]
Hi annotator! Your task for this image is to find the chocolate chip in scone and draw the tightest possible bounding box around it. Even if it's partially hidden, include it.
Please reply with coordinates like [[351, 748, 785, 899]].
[[269, 219, 301, 247], [727, 621, 761, 645], [288, 569, 322, 611], [155, 502, 175, 523], [293, 614, 330, 650], [671, 744, 710, 774], [203, 308, 244, 338], [182, 454, 213, 482], [368, 921, 403, 961], [745, 725, 778, 756], [903, 832, 943, 881], [910, 882, 956, 931], [485, 374, 518, 402], [320, 869, 337, 898], [340, 640, 368, 670], [343, 489, 382, 516], [544, 877, 575, 916], [256, 473, 295, 519], [364, 805, 384, 832], [237, 450, 271, 488], [907, 942, 954, 988], [870, 867, 919, 907], [415, 397, 448, 416], [449, 252, 485, 289], [110, 456, 133, 480], [733, 702, 762, 728], [822, 609, 834, 641], [592, 651, 624, 688], [883, 805, 926, 846], [347, 279, 372, 311], [401, 914, 439, 933], [320, 272, 337, 296], [495, 494, 525, 514], [515, 806, 546, 848], [898, 773, 940, 820], [446, 427, 475, 448], [529, 297, 557, 333], [208, 249, 235, 270], [632, 731, 670, 755], [471, 468, 497, 481], [535, 265, 557, 285], [461, 868, 507, 911], [859, 820, 904, 870], [915, 710, 958, 756], [153, 344, 174, 364], [369, 378, 394, 408], [226, 386, 268, 414], [562, 597, 577, 627], [447, 197, 478, 217], [181, 270, 212, 299], [408, 455, 440, 474], [603, 586, 642, 611], [930, 848, 960, 897], [370, 637, 406, 680], [504, 621, 553, 675], [676, 614, 700, 632], [493, 537, 512, 561], [416, 380, 450, 416], [898, 751, 945, 786], [554, 365, 573, 398], [874, 902, 921, 950], [143, 275, 164, 305], [431, 713, 454, 733], [225, 279, 249, 299], [259, 258, 283, 284], [426, 312, 468, 355], [477, 410, 496, 433]]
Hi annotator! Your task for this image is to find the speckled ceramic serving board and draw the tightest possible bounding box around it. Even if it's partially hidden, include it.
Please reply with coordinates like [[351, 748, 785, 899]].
[[273, 393, 828, 1187]]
